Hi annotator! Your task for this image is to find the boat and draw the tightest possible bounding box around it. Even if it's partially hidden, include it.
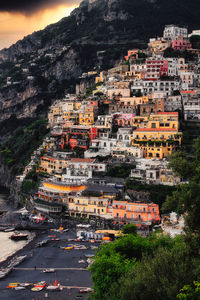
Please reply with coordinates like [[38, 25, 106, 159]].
[[79, 287, 93, 293], [4, 227, 15, 232], [48, 234, 56, 238], [14, 286, 26, 290], [31, 281, 46, 292], [10, 233, 28, 241], [8, 255, 27, 268], [46, 280, 63, 291], [6, 283, 20, 289], [36, 240, 49, 247], [42, 268, 55, 273], [20, 282, 33, 287], [78, 260, 85, 264], [64, 246, 73, 250], [51, 238, 60, 241], [0, 268, 11, 279]]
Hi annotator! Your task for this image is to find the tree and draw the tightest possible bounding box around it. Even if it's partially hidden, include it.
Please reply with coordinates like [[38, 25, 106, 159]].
[[168, 151, 194, 180], [177, 281, 200, 300], [122, 224, 137, 235], [107, 246, 198, 300]]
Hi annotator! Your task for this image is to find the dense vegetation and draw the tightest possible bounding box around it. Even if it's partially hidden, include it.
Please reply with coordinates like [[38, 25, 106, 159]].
[[0, 118, 49, 174], [90, 233, 199, 300], [107, 163, 134, 178]]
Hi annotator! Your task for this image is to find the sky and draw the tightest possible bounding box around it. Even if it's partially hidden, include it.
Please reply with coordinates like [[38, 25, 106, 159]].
[[0, 0, 81, 50]]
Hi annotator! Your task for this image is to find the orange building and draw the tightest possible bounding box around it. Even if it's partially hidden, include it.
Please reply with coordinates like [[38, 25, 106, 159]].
[[112, 200, 160, 225]]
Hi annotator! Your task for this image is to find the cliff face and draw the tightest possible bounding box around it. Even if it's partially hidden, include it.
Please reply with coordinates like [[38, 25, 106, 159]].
[[0, 154, 22, 207]]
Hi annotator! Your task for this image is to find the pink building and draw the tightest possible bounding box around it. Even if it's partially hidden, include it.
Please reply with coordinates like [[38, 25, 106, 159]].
[[114, 113, 136, 127], [172, 37, 192, 51]]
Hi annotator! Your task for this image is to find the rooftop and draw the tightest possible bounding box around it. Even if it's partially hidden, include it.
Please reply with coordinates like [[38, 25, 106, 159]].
[[70, 158, 95, 163], [134, 128, 178, 132]]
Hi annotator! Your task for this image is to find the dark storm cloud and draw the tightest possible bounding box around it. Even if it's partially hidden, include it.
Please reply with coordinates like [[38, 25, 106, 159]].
[[0, 0, 80, 14]]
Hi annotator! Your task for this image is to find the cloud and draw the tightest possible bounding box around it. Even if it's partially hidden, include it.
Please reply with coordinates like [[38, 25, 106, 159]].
[[0, 0, 80, 15]]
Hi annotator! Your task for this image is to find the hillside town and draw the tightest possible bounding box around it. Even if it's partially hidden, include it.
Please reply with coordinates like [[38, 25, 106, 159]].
[[16, 24, 200, 233]]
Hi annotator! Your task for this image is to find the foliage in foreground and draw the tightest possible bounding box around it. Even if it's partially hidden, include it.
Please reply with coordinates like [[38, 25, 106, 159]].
[[89, 234, 196, 300]]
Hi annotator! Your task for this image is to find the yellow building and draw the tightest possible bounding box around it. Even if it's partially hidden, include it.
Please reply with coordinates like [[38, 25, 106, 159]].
[[68, 195, 111, 218], [95, 71, 107, 84], [120, 96, 149, 106], [148, 112, 179, 130], [132, 127, 182, 159], [39, 156, 69, 175], [79, 107, 95, 125]]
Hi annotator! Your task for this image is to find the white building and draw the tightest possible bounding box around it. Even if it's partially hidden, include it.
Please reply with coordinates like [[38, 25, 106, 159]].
[[165, 95, 182, 112], [131, 79, 181, 96], [163, 25, 188, 40]]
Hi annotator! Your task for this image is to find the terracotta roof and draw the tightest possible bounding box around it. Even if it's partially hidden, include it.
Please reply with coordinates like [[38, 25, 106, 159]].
[[70, 158, 95, 163], [181, 90, 195, 94], [134, 128, 178, 132], [158, 112, 178, 115]]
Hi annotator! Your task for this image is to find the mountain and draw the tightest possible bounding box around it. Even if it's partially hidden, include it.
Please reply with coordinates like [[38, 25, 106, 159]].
[[0, 0, 200, 124]]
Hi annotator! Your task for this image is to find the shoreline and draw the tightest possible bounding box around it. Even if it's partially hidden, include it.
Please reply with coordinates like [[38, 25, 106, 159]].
[[0, 231, 37, 270]]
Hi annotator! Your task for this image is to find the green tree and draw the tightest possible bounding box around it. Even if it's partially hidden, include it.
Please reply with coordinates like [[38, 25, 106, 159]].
[[122, 224, 137, 235], [177, 281, 200, 300], [168, 151, 194, 180]]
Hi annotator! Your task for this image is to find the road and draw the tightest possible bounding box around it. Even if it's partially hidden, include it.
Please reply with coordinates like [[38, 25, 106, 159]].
[[0, 228, 98, 300]]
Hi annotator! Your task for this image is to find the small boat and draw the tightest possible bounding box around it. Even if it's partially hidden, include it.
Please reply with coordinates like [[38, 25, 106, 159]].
[[78, 260, 85, 264], [0, 268, 10, 279], [42, 268, 55, 273], [51, 238, 60, 241], [4, 228, 15, 232], [6, 283, 20, 289], [10, 233, 28, 241], [20, 282, 33, 287], [48, 235, 56, 238], [36, 240, 49, 247], [14, 286, 26, 290], [46, 280, 62, 291], [64, 246, 73, 250], [31, 281, 46, 292], [79, 287, 93, 293]]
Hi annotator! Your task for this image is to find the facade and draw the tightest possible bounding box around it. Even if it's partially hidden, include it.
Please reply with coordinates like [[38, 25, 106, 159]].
[[131, 79, 181, 96], [145, 58, 169, 80], [148, 37, 170, 53], [172, 37, 192, 51], [163, 25, 188, 40], [112, 200, 160, 225]]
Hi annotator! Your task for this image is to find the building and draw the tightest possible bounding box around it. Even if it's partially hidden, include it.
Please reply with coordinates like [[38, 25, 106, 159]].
[[165, 95, 182, 112], [148, 37, 171, 53], [39, 153, 71, 175], [145, 58, 169, 80], [163, 25, 188, 40], [124, 49, 139, 61], [172, 37, 192, 51], [112, 200, 160, 225]]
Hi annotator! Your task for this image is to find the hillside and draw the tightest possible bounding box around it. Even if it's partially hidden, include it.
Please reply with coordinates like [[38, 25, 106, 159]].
[[0, 0, 199, 124]]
